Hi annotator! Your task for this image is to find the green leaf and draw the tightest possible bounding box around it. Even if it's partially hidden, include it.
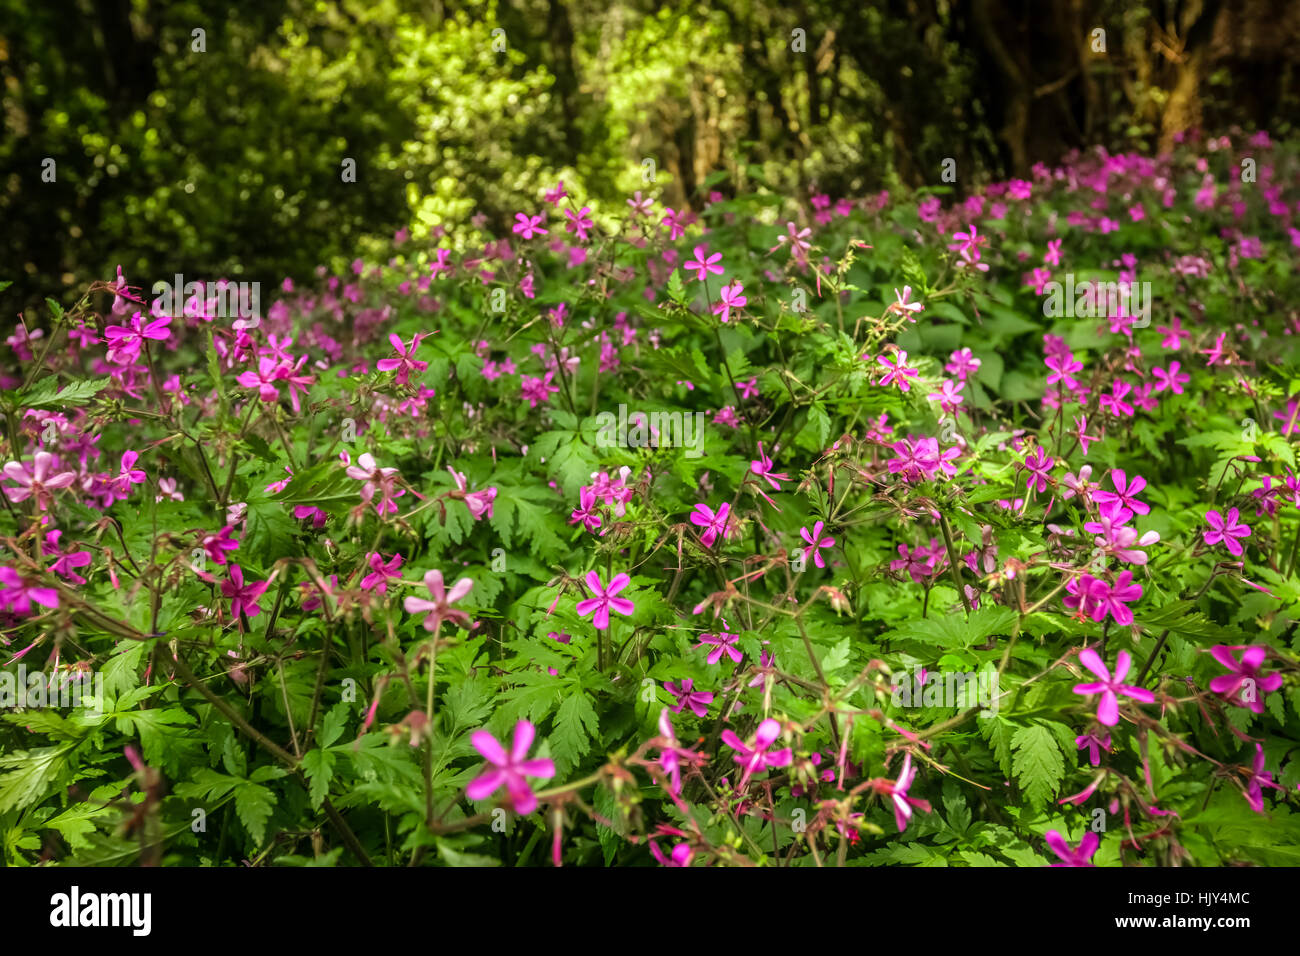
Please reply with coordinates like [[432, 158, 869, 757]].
[[1010, 723, 1064, 808], [17, 376, 110, 409], [300, 749, 335, 810], [234, 783, 275, 846], [0, 745, 72, 814]]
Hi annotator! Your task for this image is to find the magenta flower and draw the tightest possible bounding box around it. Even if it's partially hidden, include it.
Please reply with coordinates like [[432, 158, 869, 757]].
[[520, 372, 560, 408], [1093, 469, 1149, 515], [800, 520, 835, 569], [108, 451, 147, 499], [3, 451, 77, 510], [569, 486, 602, 533], [1203, 508, 1251, 556], [1076, 732, 1112, 767], [1045, 830, 1099, 866], [749, 442, 790, 494], [665, 678, 714, 717], [684, 245, 724, 282], [877, 350, 919, 392], [236, 357, 284, 402], [575, 571, 635, 630], [376, 333, 429, 386], [696, 630, 742, 665], [1209, 645, 1283, 714], [1152, 362, 1190, 394], [104, 311, 171, 364], [403, 569, 473, 630], [511, 213, 548, 239], [466, 719, 556, 815], [1021, 448, 1055, 494], [221, 565, 270, 619], [888, 753, 932, 832], [1072, 648, 1154, 726], [1243, 743, 1283, 813], [887, 286, 924, 318], [721, 718, 791, 787], [0, 566, 59, 616], [201, 525, 240, 565], [43, 531, 91, 584], [360, 552, 404, 593], [345, 453, 405, 516], [712, 282, 746, 322], [689, 502, 731, 548]]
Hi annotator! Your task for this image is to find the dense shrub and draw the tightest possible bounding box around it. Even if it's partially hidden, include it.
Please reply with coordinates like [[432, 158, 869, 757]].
[[2, 129, 1299, 866]]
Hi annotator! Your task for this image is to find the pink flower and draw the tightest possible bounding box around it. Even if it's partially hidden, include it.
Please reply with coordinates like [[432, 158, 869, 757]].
[[1076, 732, 1111, 766], [201, 525, 240, 565], [360, 552, 403, 593], [376, 333, 429, 386], [512, 213, 548, 239], [712, 282, 746, 322], [1045, 830, 1099, 866], [104, 311, 171, 364], [575, 571, 635, 630], [236, 357, 284, 402], [403, 569, 473, 630], [3, 451, 76, 510], [1243, 743, 1283, 813], [446, 467, 497, 520], [1204, 508, 1250, 556], [466, 719, 556, 815], [569, 486, 602, 533], [1093, 469, 1149, 515], [689, 502, 731, 548], [888, 753, 932, 832], [887, 286, 924, 319], [1072, 648, 1154, 726], [108, 450, 147, 498], [800, 520, 835, 568], [721, 718, 791, 787], [684, 245, 724, 282], [0, 566, 59, 616], [877, 350, 919, 392], [665, 678, 714, 717], [563, 206, 594, 241], [1208, 645, 1283, 714], [1152, 362, 1190, 394], [696, 631, 742, 665], [221, 565, 270, 619], [345, 453, 405, 516], [520, 372, 559, 408]]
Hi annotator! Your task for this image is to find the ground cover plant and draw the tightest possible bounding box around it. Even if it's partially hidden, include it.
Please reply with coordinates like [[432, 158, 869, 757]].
[[3, 129, 1300, 867]]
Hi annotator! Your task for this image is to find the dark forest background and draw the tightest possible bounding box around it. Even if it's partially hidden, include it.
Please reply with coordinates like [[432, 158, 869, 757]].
[[2, 0, 1297, 310]]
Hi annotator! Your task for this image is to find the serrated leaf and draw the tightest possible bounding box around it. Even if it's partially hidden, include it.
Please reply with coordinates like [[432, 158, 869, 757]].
[[1010, 723, 1064, 808], [234, 783, 275, 846]]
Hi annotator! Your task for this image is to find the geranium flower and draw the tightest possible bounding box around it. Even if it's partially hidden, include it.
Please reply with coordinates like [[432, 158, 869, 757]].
[[3, 451, 76, 510], [800, 521, 835, 569], [696, 631, 742, 665], [466, 719, 556, 814], [403, 569, 473, 630], [1045, 830, 1099, 866], [664, 678, 714, 717], [1208, 645, 1283, 714], [376, 333, 429, 385], [689, 502, 731, 548], [221, 565, 269, 619], [721, 718, 791, 787], [1072, 648, 1154, 726], [1203, 508, 1250, 556], [575, 571, 634, 630]]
